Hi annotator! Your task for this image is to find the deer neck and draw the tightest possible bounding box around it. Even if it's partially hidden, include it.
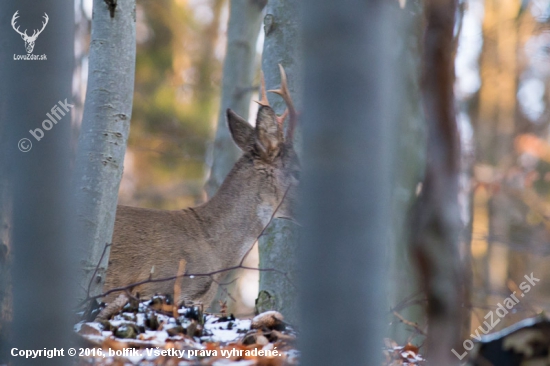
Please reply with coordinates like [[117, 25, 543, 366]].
[[192, 164, 275, 266]]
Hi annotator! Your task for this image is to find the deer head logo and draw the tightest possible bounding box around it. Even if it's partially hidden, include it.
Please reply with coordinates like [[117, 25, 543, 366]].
[[11, 11, 49, 54]]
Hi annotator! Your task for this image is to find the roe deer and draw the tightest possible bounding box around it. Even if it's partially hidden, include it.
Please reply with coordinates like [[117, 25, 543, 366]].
[[104, 66, 299, 307]]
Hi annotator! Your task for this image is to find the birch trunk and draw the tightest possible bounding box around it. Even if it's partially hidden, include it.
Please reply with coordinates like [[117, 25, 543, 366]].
[[0, 163, 10, 363], [257, 0, 302, 325], [0, 62, 12, 365], [205, 0, 266, 312], [72, 0, 136, 302], [205, 0, 266, 197]]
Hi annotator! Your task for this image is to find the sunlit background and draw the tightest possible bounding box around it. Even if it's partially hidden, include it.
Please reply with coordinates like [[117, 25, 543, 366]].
[[456, 0, 550, 332]]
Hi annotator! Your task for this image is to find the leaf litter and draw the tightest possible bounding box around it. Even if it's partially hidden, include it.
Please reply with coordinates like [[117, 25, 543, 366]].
[[74, 295, 298, 365], [75, 295, 429, 365]]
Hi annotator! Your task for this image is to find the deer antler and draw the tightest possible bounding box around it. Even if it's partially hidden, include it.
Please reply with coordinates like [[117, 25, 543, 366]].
[[268, 64, 297, 141], [29, 13, 49, 40], [11, 11, 27, 38], [254, 71, 270, 107], [254, 71, 288, 128]]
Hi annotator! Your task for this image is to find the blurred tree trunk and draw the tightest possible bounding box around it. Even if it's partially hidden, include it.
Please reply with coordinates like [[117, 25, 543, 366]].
[[205, 0, 266, 197], [205, 0, 266, 312], [386, 0, 427, 345], [0, 77, 12, 364], [72, 0, 93, 153], [476, 0, 522, 312], [0, 1, 75, 364], [454, 0, 474, 344], [72, 0, 136, 303], [410, 0, 465, 363], [256, 0, 302, 325], [299, 0, 394, 364], [194, 0, 225, 115]]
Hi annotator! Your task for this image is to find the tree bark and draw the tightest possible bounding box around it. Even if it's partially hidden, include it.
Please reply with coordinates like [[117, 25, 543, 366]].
[[476, 0, 521, 324], [0, 60, 13, 365], [410, 0, 464, 364], [386, 0, 427, 345], [257, 0, 302, 326], [72, 0, 136, 302], [205, 0, 265, 199], [0, 1, 75, 364], [299, 0, 394, 365], [0, 160, 11, 363], [205, 0, 266, 312]]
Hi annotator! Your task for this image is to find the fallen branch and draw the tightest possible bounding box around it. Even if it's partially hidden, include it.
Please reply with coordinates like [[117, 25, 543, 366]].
[[95, 293, 129, 322]]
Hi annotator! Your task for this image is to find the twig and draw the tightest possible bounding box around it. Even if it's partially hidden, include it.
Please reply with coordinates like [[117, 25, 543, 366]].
[[217, 277, 239, 287], [90, 265, 296, 302], [87, 243, 112, 298], [388, 291, 426, 314], [393, 311, 427, 336], [238, 185, 292, 267], [212, 277, 237, 303]]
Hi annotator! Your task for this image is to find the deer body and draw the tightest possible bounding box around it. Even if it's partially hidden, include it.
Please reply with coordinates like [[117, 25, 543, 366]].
[[104, 67, 298, 307]]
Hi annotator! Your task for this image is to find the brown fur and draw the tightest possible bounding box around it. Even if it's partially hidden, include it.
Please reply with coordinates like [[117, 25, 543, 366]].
[[104, 106, 299, 307]]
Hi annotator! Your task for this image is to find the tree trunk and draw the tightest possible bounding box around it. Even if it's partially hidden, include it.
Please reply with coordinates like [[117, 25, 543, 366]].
[[410, 0, 464, 364], [205, 0, 266, 197], [299, 0, 394, 365], [0, 160, 11, 363], [0, 62, 13, 365], [72, 0, 136, 303], [386, 0, 427, 345], [476, 0, 522, 323], [256, 0, 302, 326], [0, 1, 75, 364], [205, 0, 266, 313]]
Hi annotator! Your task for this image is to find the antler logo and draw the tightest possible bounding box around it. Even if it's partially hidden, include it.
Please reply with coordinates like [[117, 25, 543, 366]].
[[11, 11, 49, 54]]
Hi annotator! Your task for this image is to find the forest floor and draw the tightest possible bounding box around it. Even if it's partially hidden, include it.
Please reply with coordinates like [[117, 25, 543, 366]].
[[75, 295, 426, 365], [75, 295, 298, 365]]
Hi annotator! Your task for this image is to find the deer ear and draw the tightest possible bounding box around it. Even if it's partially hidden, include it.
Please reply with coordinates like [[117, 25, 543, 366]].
[[254, 106, 283, 162], [227, 109, 254, 151]]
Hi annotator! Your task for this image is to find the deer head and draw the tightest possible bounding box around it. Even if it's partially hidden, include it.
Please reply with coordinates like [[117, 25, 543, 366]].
[[225, 64, 300, 220], [11, 11, 49, 54]]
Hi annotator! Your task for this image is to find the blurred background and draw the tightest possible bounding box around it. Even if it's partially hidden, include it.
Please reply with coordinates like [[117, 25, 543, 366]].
[[72, 0, 550, 330], [456, 0, 550, 332]]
